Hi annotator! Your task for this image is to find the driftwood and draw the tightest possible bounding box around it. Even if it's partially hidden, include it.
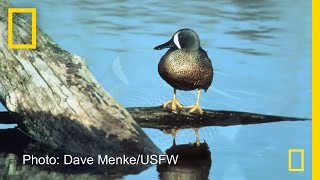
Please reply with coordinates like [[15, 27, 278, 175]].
[[127, 106, 310, 129], [1, 107, 310, 129], [0, 0, 160, 162]]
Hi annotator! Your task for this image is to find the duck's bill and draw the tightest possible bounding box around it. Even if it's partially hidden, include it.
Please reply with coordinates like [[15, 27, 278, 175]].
[[154, 39, 174, 50]]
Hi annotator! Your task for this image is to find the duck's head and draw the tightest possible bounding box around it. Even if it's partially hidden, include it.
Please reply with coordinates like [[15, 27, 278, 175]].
[[154, 28, 200, 51]]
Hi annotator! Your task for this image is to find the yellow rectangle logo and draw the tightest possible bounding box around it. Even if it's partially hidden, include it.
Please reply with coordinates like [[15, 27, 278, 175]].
[[288, 149, 305, 172], [7, 8, 37, 49]]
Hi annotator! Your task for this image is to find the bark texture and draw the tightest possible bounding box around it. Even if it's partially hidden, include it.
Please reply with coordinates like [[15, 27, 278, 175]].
[[1, 107, 310, 129], [0, 0, 160, 157], [127, 106, 310, 129]]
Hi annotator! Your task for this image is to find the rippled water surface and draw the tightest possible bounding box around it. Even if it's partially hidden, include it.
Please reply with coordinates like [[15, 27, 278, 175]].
[[1, 0, 311, 179]]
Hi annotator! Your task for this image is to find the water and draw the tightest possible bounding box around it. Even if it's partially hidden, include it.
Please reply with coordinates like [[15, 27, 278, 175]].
[[1, 0, 311, 179]]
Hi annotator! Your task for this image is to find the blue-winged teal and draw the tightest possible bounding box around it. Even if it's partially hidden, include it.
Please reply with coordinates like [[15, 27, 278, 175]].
[[154, 28, 213, 114]]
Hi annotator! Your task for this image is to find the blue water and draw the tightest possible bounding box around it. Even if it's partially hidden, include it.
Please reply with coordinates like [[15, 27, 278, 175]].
[[1, 0, 311, 179]]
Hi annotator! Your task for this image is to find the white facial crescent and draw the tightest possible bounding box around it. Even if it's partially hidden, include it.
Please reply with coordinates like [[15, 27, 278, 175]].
[[173, 33, 181, 49]]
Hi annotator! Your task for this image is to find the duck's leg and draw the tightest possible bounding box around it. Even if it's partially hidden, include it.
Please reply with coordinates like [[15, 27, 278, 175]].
[[186, 89, 203, 114], [163, 88, 183, 111], [194, 128, 200, 146], [171, 128, 179, 146], [163, 128, 179, 146]]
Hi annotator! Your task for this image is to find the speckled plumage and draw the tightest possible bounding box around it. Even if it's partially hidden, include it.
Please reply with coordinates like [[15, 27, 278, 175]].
[[156, 28, 214, 92], [154, 28, 214, 114], [158, 48, 213, 91]]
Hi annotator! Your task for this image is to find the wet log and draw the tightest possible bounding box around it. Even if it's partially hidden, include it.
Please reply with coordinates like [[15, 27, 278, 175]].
[[0, 0, 160, 159], [1, 106, 310, 129], [127, 106, 310, 129]]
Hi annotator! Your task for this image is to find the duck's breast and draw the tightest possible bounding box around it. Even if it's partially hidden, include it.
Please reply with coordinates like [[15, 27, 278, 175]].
[[158, 49, 213, 90]]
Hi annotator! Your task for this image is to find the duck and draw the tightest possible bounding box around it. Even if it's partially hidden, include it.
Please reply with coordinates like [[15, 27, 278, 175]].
[[154, 28, 213, 114]]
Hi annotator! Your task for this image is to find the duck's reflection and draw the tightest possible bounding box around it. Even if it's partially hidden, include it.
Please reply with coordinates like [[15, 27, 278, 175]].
[[162, 128, 180, 146], [162, 128, 202, 146], [158, 128, 211, 180]]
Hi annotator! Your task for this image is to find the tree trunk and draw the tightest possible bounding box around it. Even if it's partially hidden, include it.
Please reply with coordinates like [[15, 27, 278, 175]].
[[0, 0, 161, 159]]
